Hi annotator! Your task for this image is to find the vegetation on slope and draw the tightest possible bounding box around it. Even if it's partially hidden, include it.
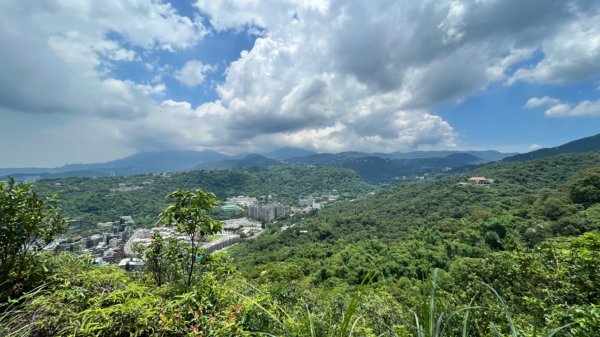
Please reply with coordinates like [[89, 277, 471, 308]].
[[0, 152, 599, 336], [228, 152, 600, 335], [503, 132, 600, 162], [31, 166, 378, 228]]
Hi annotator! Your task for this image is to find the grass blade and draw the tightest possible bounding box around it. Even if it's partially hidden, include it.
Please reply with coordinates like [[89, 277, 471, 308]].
[[483, 283, 518, 337]]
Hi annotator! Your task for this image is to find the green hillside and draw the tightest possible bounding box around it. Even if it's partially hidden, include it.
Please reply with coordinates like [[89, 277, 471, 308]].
[[231, 152, 600, 269], [31, 166, 378, 228], [225, 152, 600, 334], [503, 132, 600, 162], [2, 152, 599, 336]]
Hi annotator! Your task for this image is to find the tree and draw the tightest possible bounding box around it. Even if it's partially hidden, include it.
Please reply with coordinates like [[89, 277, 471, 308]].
[[141, 232, 187, 286], [0, 178, 66, 295], [570, 169, 600, 208], [158, 189, 222, 287]]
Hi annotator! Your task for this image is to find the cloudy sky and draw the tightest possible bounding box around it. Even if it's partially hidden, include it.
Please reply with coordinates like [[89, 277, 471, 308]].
[[1, 0, 599, 167]]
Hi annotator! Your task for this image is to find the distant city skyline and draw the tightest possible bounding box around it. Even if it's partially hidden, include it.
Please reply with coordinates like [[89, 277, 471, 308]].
[[1, 0, 599, 167]]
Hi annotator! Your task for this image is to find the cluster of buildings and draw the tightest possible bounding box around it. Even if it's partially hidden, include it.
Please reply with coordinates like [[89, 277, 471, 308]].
[[225, 193, 344, 223], [223, 218, 263, 237], [126, 226, 241, 257], [298, 193, 340, 210], [248, 203, 287, 223], [50, 190, 348, 271], [226, 196, 258, 207], [46, 216, 135, 265]]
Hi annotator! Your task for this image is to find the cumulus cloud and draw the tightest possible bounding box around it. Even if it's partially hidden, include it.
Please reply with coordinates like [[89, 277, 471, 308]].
[[2, 0, 600, 164], [511, 12, 600, 85], [175, 60, 216, 87], [525, 96, 600, 117], [184, 0, 600, 152], [0, 0, 206, 119]]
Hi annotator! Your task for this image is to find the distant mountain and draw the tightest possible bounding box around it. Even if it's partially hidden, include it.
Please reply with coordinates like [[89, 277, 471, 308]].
[[286, 152, 370, 165], [286, 152, 486, 183], [375, 150, 516, 161], [0, 150, 231, 180], [29, 165, 377, 227], [196, 151, 486, 183], [197, 154, 281, 170], [1, 147, 520, 182], [102, 150, 228, 171], [263, 147, 316, 161], [503, 133, 600, 162], [289, 150, 515, 164]]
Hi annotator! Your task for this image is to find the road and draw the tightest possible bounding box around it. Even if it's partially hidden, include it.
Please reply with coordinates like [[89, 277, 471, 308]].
[[124, 228, 150, 256]]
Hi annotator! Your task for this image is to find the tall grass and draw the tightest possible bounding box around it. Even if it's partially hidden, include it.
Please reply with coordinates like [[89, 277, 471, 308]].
[[235, 270, 378, 337], [1, 268, 579, 337], [0, 284, 47, 337], [410, 269, 576, 337]]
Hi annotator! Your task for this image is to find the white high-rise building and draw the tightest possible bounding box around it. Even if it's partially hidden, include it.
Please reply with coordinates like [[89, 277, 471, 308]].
[[248, 203, 287, 222]]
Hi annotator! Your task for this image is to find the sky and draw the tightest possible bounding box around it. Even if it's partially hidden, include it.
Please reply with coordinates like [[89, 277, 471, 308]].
[[0, 0, 599, 167]]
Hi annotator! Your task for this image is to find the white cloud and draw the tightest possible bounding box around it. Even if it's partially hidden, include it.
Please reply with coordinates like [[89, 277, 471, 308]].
[[2, 0, 600, 165], [174, 60, 216, 87], [528, 144, 543, 151], [194, 0, 329, 32], [186, 0, 600, 152], [525, 96, 562, 108], [0, 0, 207, 119], [525, 96, 600, 117], [510, 12, 600, 85], [438, 1, 468, 44]]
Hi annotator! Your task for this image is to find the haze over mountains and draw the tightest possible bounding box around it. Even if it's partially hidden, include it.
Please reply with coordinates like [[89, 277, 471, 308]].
[[2, 133, 600, 182], [0, 147, 513, 180]]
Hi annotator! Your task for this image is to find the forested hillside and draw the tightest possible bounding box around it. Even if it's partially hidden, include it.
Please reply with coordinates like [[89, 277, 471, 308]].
[[503, 133, 600, 162], [232, 152, 600, 271], [32, 166, 378, 227], [286, 152, 488, 183], [1, 152, 599, 337], [226, 152, 600, 335]]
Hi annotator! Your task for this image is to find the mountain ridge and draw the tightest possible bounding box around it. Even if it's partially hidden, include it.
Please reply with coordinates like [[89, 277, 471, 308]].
[[1, 147, 519, 181], [503, 133, 600, 162]]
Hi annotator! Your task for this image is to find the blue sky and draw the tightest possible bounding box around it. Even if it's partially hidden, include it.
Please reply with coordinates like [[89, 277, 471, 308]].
[[438, 79, 600, 152], [0, 0, 599, 167]]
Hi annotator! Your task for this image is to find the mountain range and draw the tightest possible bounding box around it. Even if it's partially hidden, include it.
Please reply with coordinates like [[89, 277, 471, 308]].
[[502, 133, 600, 162], [2, 132, 600, 181]]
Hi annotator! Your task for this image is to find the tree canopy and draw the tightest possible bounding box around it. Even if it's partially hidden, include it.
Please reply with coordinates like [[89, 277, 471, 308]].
[[0, 177, 66, 298]]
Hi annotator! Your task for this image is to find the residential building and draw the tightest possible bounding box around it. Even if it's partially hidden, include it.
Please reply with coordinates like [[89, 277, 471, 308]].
[[248, 203, 287, 223], [118, 258, 145, 271], [299, 196, 314, 207], [468, 176, 494, 185], [226, 196, 258, 207]]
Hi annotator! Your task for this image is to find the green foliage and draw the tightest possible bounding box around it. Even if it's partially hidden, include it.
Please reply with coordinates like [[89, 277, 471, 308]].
[[142, 233, 188, 287], [0, 178, 66, 298], [31, 166, 377, 231], [444, 232, 600, 336], [158, 189, 223, 287], [228, 153, 600, 335], [2, 153, 600, 336], [569, 168, 600, 207], [0, 253, 257, 337]]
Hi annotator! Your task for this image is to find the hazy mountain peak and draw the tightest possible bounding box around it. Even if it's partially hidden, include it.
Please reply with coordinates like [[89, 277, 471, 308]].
[[263, 147, 316, 161]]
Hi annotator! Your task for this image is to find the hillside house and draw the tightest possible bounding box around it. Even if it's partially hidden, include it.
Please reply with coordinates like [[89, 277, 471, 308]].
[[468, 176, 494, 185]]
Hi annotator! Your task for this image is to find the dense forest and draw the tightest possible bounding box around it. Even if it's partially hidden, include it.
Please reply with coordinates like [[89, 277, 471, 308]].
[[1, 152, 599, 336], [31, 166, 378, 229]]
